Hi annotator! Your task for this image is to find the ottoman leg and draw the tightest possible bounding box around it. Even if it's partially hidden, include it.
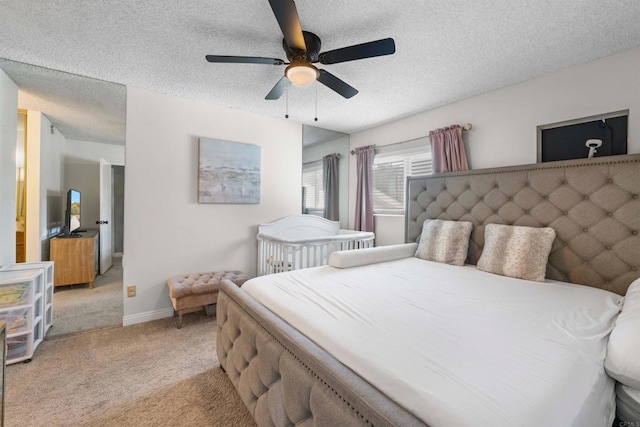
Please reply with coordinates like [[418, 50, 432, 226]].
[[177, 310, 183, 329], [204, 304, 216, 316]]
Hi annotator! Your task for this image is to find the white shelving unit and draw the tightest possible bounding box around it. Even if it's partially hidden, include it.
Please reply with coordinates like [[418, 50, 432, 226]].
[[2, 262, 54, 336], [0, 269, 45, 364]]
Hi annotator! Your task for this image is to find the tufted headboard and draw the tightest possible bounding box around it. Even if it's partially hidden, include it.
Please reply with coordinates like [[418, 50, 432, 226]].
[[405, 154, 640, 295]]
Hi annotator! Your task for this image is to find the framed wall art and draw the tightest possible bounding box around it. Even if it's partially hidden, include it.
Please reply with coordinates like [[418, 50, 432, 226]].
[[198, 137, 261, 204]]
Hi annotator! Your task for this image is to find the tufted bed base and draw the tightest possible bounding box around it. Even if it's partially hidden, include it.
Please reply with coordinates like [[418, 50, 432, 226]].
[[216, 279, 425, 427], [218, 154, 640, 426]]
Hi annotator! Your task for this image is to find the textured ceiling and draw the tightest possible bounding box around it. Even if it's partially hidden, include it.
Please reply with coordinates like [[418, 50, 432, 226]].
[[1, 0, 640, 145]]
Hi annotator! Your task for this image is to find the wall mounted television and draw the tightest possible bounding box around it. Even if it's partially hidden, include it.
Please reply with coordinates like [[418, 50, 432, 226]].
[[65, 189, 81, 236], [537, 110, 628, 162]]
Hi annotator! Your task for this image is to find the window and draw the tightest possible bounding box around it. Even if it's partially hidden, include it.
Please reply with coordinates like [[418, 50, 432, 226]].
[[373, 148, 432, 214], [302, 161, 324, 215]]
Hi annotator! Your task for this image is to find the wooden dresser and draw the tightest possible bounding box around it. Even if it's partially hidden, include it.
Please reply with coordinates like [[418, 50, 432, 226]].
[[50, 230, 99, 288]]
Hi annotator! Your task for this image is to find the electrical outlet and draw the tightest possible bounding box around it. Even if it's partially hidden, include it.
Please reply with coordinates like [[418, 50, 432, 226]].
[[127, 285, 136, 298]]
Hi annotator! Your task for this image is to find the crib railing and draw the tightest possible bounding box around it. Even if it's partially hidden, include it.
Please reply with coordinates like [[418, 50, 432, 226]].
[[257, 230, 374, 276]]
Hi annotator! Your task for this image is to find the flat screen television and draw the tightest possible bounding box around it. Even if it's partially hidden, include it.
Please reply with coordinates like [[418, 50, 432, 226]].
[[65, 189, 81, 236], [538, 113, 628, 162]]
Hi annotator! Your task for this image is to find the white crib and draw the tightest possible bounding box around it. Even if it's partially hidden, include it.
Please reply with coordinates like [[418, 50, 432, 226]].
[[257, 215, 375, 276]]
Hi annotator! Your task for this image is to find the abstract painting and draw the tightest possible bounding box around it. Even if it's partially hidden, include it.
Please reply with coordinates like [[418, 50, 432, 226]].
[[198, 137, 261, 204]]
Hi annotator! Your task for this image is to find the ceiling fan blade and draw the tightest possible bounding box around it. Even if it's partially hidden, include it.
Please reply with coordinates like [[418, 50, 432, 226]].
[[319, 38, 396, 64], [206, 55, 285, 65], [265, 76, 292, 100], [317, 70, 358, 99], [268, 0, 306, 52]]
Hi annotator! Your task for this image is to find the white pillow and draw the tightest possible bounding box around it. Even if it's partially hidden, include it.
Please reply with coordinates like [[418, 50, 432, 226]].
[[414, 219, 473, 265], [329, 243, 418, 269], [615, 383, 640, 423], [477, 224, 555, 282], [606, 279, 640, 389]]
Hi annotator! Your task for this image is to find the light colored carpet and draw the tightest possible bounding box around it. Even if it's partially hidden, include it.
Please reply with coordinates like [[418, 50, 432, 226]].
[[6, 311, 254, 426], [49, 257, 123, 337]]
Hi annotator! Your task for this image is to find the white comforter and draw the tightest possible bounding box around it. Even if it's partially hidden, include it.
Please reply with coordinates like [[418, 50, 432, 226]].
[[242, 257, 623, 426]]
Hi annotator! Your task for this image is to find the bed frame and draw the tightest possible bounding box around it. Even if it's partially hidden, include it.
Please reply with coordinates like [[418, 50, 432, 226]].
[[218, 154, 640, 426]]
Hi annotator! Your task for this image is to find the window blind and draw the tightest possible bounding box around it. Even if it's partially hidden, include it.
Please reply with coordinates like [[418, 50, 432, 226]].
[[302, 162, 324, 213], [373, 146, 432, 214]]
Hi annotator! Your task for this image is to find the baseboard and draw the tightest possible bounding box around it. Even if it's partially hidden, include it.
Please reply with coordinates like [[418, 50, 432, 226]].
[[123, 307, 174, 326]]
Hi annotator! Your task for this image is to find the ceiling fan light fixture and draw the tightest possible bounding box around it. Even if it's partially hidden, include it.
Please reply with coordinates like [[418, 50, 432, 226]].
[[285, 62, 318, 86]]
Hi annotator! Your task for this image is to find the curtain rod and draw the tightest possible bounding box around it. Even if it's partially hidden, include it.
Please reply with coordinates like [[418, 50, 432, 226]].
[[350, 123, 472, 155], [302, 152, 341, 166]]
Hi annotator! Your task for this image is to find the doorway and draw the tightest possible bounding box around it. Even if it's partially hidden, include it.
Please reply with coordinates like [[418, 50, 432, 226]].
[[112, 165, 125, 255]]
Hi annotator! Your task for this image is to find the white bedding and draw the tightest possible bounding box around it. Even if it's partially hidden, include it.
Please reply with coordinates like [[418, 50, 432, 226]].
[[242, 257, 623, 427]]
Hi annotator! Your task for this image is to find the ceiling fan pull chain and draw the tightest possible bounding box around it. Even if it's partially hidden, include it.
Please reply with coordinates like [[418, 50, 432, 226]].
[[285, 88, 289, 119], [314, 83, 318, 122]]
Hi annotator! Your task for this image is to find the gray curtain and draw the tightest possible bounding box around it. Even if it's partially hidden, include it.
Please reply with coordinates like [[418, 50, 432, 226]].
[[429, 125, 469, 173], [354, 145, 375, 232], [323, 154, 339, 221]]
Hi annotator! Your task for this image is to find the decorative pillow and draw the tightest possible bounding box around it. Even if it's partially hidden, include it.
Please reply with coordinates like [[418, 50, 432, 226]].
[[476, 224, 555, 282], [414, 219, 473, 265], [606, 279, 640, 389]]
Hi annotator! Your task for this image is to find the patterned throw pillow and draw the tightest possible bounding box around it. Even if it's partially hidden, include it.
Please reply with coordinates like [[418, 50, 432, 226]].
[[477, 224, 556, 282], [415, 219, 473, 265]]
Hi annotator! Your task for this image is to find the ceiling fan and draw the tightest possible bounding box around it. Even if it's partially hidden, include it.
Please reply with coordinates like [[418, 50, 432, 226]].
[[205, 0, 396, 100]]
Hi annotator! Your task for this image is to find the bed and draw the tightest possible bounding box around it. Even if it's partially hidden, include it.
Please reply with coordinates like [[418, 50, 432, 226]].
[[257, 215, 374, 276], [217, 154, 640, 426]]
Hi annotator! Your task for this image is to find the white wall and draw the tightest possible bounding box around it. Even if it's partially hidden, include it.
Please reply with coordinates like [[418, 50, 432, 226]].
[[373, 215, 405, 246], [25, 112, 66, 261], [38, 115, 66, 259], [302, 135, 350, 228], [66, 139, 125, 166], [0, 69, 18, 267], [40, 117, 66, 205], [350, 46, 640, 244], [123, 87, 302, 325]]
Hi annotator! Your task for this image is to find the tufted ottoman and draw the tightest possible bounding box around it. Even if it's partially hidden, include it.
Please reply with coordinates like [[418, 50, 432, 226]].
[[166, 271, 249, 328]]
